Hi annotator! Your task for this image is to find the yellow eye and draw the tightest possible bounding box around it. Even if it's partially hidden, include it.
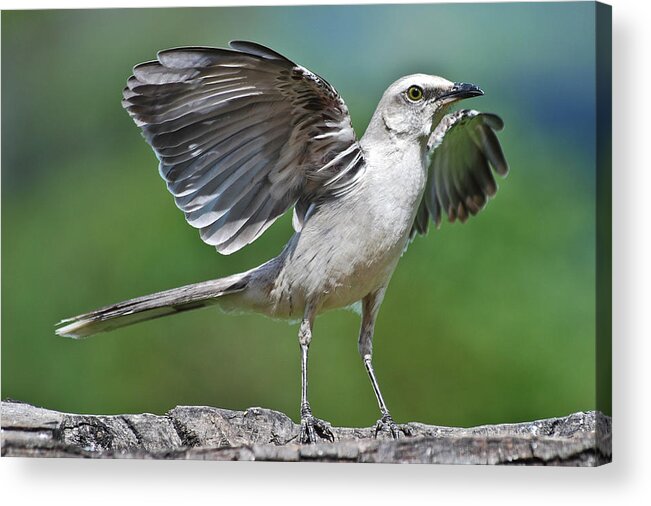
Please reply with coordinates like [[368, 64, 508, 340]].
[[407, 85, 424, 102]]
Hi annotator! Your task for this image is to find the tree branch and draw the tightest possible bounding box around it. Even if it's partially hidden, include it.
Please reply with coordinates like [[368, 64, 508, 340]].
[[1, 400, 611, 465]]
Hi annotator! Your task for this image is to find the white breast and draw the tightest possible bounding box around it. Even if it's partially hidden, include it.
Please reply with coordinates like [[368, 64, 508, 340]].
[[259, 138, 428, 318]]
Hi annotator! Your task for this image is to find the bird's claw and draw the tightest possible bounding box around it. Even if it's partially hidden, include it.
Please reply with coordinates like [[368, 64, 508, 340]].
[[300, 406, 335, 444], [374, 414, 411, 439]]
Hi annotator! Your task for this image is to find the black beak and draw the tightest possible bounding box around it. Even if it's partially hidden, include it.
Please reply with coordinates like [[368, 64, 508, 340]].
[[439, 82, 484, 102]]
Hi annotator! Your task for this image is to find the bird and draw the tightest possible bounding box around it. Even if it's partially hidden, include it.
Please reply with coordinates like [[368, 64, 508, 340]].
[[56, 41, 508, 444]]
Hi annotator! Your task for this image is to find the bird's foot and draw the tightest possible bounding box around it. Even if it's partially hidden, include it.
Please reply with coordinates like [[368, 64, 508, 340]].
[[299, 404, 335, 444], [373, 413, 412, 439]]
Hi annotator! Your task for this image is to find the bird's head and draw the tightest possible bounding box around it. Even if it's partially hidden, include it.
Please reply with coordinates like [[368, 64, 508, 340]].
[[377, 74, 483, 139]]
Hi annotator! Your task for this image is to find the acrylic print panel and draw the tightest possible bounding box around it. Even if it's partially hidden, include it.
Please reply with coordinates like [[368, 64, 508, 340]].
[[1, 2, 611, 465]]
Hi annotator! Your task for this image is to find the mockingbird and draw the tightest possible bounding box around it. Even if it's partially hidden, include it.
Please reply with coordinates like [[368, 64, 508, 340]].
[[57, 41, 508, 443]]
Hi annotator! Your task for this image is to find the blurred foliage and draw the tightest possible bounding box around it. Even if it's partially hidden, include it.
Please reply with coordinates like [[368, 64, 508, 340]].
[[2, 3, 606, 428]]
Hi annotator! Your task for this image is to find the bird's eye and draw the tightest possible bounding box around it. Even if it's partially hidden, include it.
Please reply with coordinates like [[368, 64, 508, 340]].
[[407, 85, 424, 102]]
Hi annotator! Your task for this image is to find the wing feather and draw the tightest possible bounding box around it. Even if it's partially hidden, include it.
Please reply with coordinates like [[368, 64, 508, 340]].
[[123, 41, 365, 253], [409, 109, 508, 240]]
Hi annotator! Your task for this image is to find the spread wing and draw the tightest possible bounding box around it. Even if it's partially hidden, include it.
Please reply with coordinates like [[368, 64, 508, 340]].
[[410, 109, 508, 239], [122, 41, 364, 254]]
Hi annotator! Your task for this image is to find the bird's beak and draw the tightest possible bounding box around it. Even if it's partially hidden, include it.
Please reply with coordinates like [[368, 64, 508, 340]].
[[438, 82, 484, 104]]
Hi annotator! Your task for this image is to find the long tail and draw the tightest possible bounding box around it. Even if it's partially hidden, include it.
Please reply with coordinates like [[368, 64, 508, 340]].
[[55, 272, 249, 339]]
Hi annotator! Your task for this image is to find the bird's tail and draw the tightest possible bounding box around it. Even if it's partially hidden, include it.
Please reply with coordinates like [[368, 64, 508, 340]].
[[55, 272, 249, 339]]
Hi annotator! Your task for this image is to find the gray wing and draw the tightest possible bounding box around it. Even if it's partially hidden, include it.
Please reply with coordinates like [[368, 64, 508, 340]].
[[122, 41, 364, 254], [410, 109, 508, 239]]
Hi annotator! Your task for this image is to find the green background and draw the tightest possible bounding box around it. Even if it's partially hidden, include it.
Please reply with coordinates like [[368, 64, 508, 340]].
[[2, 3, 605, 428]]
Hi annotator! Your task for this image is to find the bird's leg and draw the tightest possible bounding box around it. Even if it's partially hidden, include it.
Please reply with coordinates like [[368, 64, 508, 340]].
[[298, 305, 334, 444], [359, 289, 412, 439], [363, 357, 411, 439]]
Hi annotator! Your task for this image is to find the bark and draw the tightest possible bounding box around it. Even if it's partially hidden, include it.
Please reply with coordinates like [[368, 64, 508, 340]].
[[1, 400, 611, 465]]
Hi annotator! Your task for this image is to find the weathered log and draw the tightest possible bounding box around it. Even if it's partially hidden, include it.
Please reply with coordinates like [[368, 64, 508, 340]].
[[1, 400, 611, 465]]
